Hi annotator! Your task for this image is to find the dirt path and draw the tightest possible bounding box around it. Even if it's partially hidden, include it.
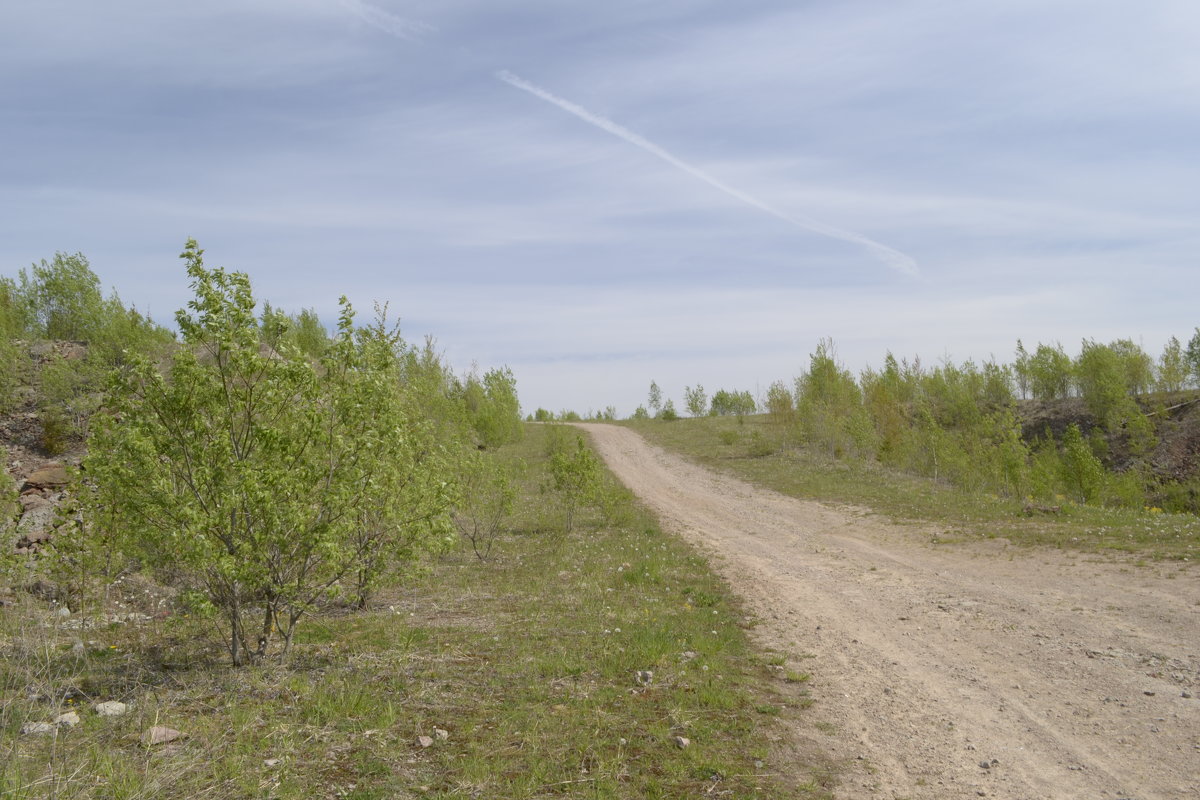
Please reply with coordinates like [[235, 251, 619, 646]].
[[575, 424, 1200, 800]]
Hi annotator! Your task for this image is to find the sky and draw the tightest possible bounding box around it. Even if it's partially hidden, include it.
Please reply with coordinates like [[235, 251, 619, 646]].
[[2, 1, 1199, 415]]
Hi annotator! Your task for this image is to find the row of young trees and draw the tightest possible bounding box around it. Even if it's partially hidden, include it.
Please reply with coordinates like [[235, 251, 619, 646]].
[[632, 380, 758, 420], [1012, 335, 1200, 401], [3, 242, 525, 664], [772, 336, 1200, 512]]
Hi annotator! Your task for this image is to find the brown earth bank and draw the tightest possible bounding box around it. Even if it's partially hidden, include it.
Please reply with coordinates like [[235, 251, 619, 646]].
[[575, 423, 1200, 800]]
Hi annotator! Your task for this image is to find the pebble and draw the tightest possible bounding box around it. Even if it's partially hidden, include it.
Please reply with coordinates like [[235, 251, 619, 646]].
[[416, 735, 434, 748], [21, 722, 55, 735], [54, 711, 80, 727], [95, 701, 127, 717], [141, 726, 184, 746], [434, 728, 449, 740], [673, 735, 690, 749]]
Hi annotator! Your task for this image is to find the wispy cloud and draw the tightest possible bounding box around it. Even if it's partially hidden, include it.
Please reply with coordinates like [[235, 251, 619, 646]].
[[496, 69, 919, 277], [338, 0, 433, 40]]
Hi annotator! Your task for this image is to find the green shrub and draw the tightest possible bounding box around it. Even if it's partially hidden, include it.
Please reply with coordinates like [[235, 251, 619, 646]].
[[747, 430, 775, 457]]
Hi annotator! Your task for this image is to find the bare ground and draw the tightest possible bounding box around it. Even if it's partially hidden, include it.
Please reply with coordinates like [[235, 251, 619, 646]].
[[575, 424, 1200, 800]]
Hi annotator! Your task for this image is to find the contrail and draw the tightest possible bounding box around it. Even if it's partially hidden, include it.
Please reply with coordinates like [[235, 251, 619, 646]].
[[338, 0, 433, 40], [496, 70, 918, 277]]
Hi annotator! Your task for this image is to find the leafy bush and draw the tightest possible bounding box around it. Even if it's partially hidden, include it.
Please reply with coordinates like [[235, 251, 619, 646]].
[[454, 451, 519, 560], [77, 241, 455, 665], [544, 433, 601, 531], [747, 430, 775, 457]]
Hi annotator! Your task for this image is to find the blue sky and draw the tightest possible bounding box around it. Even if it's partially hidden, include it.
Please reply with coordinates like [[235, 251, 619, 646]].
[[3, 1, 1198, 415]]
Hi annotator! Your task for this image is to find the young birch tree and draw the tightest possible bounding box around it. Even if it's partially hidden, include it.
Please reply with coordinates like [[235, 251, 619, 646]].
[[80, 241, 454, 664]]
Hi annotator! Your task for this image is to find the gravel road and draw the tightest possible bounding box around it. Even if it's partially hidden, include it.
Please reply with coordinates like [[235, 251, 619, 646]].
[[576, 423, 1199, 799]]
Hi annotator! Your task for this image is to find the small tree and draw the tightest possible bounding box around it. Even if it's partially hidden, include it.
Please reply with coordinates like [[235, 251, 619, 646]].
[[648, 380, 662, 415], [1158, 336, 1187, 393], [684, 384, 708, 417], [453, 451, 518, 560], [1028, 342, 1073, 400], [659, 398, 679, 421], [1013, 340, 1031, 400], [461, 366, 522, 448], [80, 241, 453, 664], [545, 434, 601, 531], [710, 389, 757, 416], [1187, 329, 1200, 386], [764, 380, 795, 425], [1059, 424, 1105, 503]]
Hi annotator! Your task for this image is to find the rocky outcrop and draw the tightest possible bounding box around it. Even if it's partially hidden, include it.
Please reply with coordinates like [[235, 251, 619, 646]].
[[7, 461, 72, 554]]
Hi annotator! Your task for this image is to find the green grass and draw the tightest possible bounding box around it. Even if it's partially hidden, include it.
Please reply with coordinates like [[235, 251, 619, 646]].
[[0, 424, 833, 799], [624, 415, 1200, 563]]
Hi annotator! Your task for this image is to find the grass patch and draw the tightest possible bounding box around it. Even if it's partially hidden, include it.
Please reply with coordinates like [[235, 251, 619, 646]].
[[0, 423, 831, 798], [624, 416, 1200, 562]]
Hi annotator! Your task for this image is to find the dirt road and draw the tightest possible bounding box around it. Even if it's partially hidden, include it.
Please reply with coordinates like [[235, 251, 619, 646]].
[[576, 424, 1199, 799]]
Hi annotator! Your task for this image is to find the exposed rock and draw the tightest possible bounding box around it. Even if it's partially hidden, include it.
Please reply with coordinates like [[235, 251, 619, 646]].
[[141, 726, 184, 746], [95, 701, 127, 717], [15, 502, 58, 545], [21, 722, 56, 735], [19, 493, 50, 512], [673, 735, 690, 749], [635, 670, 653, 686], [54, 711, 80, 727], [434, 727, 449, 740], [416, 735, 434, 748], [22, 463, 69, 491]]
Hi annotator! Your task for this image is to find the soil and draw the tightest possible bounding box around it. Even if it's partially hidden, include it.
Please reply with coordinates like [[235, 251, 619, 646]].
[[576, 423, 1200, 800]]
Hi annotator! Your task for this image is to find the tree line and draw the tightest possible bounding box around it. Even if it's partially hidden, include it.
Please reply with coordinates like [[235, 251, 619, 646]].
[[762, 336, 1200, 514]]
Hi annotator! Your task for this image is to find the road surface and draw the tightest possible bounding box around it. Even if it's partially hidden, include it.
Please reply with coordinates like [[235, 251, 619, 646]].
[[576, 423, 1199, 799]]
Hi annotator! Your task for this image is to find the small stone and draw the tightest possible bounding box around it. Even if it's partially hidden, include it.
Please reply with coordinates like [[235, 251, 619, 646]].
[[434, 728, 449, 740], [673, 735, 690, 749], [264, 758, 280, 767], [54, 711, 80, 727], [141, 726, 184, 746], [21, 722, 56, 735], [979, 760, 991, 769], [619, 738, 627, 745], [95, 701, 127, 717], [636, 670, 653, 686], [55, 607, 71, 618], [416, 735, 434, 748], [1182, 690, 1193, 699]]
